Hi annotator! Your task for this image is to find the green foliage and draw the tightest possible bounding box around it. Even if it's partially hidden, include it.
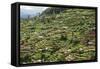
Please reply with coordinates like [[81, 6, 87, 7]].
[[20, 8, 96, 64]]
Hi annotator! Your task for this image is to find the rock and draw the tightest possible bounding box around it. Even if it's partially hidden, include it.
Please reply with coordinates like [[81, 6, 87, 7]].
[[34, 32, 38, 34], [62, 26, 68, 29], [39, 36, 43, 38], [79, 48, 83, 51], [67, 49, 71, 52], [65, 55, 74, 61], [88, 42, 93, 45], [37, 60, 42, 62], [45, 47, 49, 50]]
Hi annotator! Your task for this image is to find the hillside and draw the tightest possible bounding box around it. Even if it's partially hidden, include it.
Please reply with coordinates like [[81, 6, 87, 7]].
[[20, 7, 96, 64], [41, 7, 67, 15]]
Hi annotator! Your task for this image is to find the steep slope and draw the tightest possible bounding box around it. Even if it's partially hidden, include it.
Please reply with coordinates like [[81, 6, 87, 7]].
[[20, 8, 96, 64]]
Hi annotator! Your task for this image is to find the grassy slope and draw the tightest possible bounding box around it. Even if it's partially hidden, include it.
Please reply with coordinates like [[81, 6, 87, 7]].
[[20, 8, 96, 64]]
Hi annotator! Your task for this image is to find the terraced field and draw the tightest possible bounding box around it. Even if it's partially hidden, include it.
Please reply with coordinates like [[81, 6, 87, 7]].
[[20, 8, 96, 64]]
